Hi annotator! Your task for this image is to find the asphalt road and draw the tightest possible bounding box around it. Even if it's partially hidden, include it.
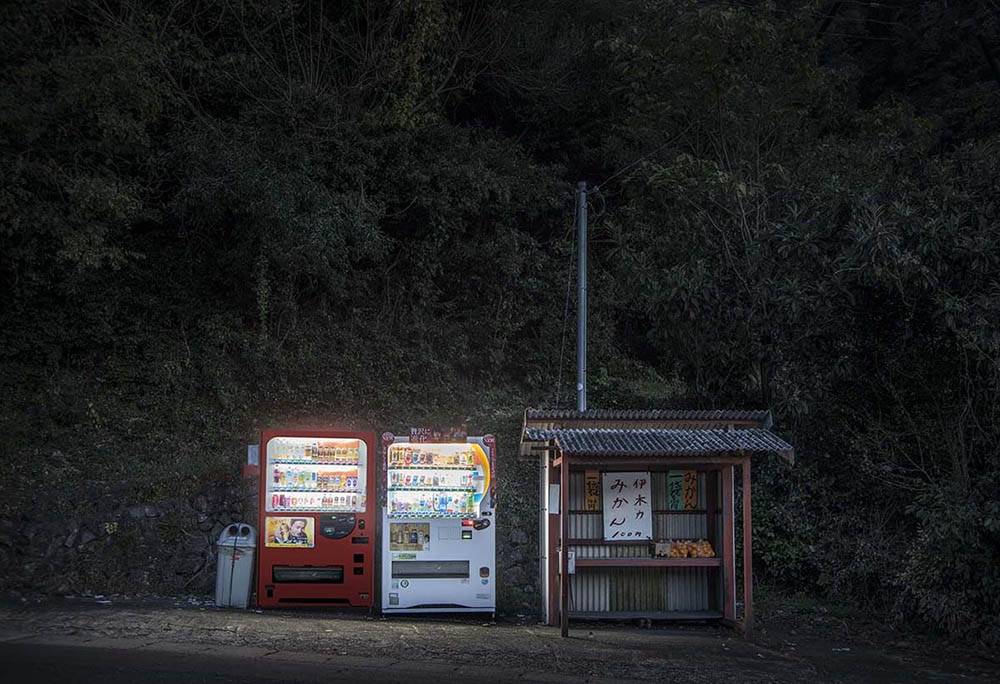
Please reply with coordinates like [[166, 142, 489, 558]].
[[0, 640, 516, 684], [2, 599, 999, 683]]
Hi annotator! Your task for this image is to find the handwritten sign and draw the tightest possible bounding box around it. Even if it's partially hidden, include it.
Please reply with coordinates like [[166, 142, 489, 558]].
[[602, 471, 653, 541], [584, 470, 601, 511], [683, 470, 698, 509], [667, 471, 683, 510], [668, 470, 698, 510]]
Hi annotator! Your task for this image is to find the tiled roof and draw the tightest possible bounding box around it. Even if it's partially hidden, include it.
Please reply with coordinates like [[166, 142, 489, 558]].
[[524, 408, 771, 425], [522, 427, 793, 459]]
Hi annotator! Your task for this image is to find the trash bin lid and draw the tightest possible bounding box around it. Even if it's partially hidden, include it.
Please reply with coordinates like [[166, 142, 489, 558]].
[[217, 522, 256, 547]]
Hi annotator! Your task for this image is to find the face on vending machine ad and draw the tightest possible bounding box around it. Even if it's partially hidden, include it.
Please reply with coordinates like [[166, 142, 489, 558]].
[[265, 516, 315, 548]]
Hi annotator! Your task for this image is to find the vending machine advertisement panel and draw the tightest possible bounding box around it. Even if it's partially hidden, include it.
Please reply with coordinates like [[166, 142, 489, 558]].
[[381, 432, 496, 614], [258, 430, 376, 608]]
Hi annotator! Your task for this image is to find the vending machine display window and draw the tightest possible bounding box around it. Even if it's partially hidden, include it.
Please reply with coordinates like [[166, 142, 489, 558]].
[[385, 442, 490, 518], [265, 437, 368, 513]]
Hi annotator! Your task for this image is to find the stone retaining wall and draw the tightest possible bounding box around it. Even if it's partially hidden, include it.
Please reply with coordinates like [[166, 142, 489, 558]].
[[0, 471, 541, 614], [0, 480, 256, 598]]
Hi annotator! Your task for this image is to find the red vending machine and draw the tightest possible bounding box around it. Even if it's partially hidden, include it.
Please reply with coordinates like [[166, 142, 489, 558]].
[[257, 430, 376, 608]]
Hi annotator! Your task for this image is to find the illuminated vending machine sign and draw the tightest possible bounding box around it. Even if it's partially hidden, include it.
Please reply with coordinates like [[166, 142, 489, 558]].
[[381, 430, 496, 615], [257, 430, 376, 608]]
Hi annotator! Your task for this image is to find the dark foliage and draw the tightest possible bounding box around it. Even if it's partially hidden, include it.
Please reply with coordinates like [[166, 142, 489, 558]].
[[2, 0, 999, 643]]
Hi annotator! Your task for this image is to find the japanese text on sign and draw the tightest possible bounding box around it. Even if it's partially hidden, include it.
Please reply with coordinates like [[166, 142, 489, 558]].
[[667, 470, 698, 510], [683, 470, 698, 509], [602, 471, 653, 541], [584, 470, 601, 511]]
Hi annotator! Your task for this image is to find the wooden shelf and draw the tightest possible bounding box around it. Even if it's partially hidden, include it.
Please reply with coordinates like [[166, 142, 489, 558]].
[[568, 538, 716, 546], [569, 509, 710, 515], [569, 610, 722, 621], [574, 557, 721, 568]]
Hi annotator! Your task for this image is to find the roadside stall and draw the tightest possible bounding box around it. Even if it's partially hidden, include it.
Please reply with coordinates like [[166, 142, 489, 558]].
[[520, 409, 793, 638]]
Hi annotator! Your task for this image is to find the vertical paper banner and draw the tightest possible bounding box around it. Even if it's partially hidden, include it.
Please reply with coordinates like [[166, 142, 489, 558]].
[[584, 470, 601, 511], [682, 470, 699, 510], [667, 471, 684, 511], [602, 472, 653, 541]]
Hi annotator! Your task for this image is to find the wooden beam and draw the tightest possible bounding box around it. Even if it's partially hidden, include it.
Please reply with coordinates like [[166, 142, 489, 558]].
[[553, 456, 746, 469], [560, 448, 570, 637], [742, 457, 754, 640], [547, 453, 559, 626], [574, 558, 722, 568], [705, 469, 719, 612], [722, 465, 736, 622], [547, 512, 559, 625], [544, 454, 559, 627]]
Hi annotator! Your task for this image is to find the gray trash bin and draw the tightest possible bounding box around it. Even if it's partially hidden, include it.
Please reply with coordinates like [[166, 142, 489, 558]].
[[215, 523, 256, 608]]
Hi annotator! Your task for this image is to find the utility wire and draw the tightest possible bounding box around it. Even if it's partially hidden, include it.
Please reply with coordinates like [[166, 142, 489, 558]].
[[593, 122, 694, 193], [716, 0, 904, 28], [554, 194, 578, 407]]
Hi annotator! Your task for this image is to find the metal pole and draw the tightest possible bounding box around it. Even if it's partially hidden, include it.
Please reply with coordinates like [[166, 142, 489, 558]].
[[576, 181, 587, 412]]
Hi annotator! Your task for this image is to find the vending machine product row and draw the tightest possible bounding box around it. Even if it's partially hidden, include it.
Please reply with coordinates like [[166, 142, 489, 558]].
[[380, 433, 497, 614], [257, 430, 376, 608]]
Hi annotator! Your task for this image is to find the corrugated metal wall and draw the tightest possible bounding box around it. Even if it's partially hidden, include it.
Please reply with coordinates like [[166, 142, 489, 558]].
[[566, 470, 718, 616]]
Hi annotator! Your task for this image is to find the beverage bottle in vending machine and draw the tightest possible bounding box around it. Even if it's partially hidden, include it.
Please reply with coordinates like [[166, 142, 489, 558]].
[[273, 468, 280, 484]]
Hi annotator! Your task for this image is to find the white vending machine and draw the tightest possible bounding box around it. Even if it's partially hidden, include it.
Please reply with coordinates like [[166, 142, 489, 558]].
[[380, 433, 496, 615]]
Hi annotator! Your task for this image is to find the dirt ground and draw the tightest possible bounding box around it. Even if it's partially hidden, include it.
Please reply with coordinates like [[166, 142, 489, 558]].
[[0, 593, 996, 683]]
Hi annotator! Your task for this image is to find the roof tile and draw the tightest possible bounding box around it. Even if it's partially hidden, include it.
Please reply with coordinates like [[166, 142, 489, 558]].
[[523, 427, 793, 459], [524, 408, 771, 424]]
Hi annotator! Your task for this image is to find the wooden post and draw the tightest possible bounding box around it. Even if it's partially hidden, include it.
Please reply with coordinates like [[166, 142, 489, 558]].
[[705, 469, 719, 612], [722, 465, 736, 622], [560, 449, 570, 637], [544, 452, 560, 626], [547, 496, 560, 626], [742, 457, 754, 639]]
